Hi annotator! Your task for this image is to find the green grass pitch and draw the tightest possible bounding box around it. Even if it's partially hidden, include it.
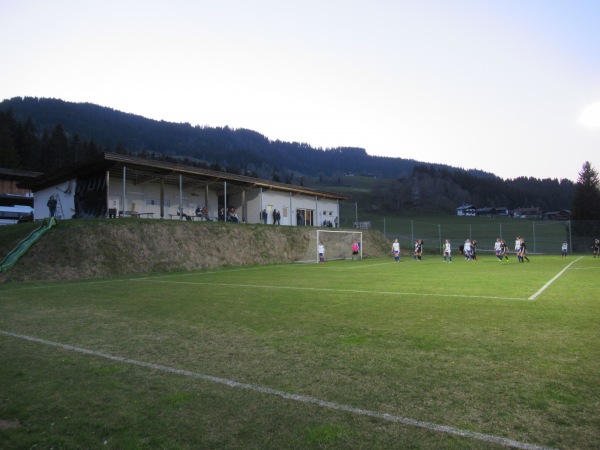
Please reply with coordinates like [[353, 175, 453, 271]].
[[1, 254, 599, 449]]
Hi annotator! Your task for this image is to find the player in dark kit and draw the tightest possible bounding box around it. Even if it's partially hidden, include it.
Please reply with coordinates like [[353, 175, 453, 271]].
[[500, 239, 509, 261], [415, 240, 423, 262], [593, 238, 599, 258], [518, 237, 530, 263]]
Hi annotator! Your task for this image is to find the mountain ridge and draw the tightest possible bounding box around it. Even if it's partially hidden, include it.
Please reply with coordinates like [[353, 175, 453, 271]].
[[0, 96, 494, 180]]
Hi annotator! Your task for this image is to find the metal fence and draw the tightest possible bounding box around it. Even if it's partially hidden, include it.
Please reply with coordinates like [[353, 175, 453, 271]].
[[338, 203, 599, 255], [380, 219, 570, 255]]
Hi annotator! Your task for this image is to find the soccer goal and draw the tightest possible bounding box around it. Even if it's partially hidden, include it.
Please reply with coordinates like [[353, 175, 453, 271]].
[[297, 229, 363, 263]]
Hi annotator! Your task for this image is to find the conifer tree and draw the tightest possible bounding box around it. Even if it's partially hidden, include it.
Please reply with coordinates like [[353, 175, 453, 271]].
[[571, 161, 600, 220]]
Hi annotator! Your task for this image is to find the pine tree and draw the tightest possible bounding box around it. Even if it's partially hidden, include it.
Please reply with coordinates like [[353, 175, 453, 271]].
[[571, 161, 600, 220]]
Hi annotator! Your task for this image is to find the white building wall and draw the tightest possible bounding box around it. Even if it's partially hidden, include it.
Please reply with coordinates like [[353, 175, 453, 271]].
[[37, 174, 340, 226], [34, 181, 76, 220]]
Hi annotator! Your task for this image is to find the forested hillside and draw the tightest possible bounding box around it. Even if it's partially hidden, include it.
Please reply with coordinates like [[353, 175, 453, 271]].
[[0, 96, 575, 212]]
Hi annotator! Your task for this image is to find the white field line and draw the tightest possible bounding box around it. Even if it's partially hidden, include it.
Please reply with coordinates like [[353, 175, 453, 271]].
[[140, 279, 528, 302], [135, 260, 395, 278], [528, 257, 584, 300], [0, 330, 556, 450]]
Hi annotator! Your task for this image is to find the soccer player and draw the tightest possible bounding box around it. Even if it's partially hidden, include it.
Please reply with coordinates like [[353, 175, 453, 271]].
[[494, 238, 502, 261], [463, 239, 473, 261], [391, 239, 400, 262], [443, 239, 452, 263], [413, 240, 419, 261], [318, 241, 325, 264], [515, 236, 521, 253], [518, 237, 530, 263], [415, 239, 423, 262], [593, 238, 599, 258], [352, 240, 360, 261], [500, 239, 509, 261], [561, 241, 568, 258]]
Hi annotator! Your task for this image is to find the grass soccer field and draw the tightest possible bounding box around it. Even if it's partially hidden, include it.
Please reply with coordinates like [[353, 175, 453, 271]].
[[1, 254, 599, 449]]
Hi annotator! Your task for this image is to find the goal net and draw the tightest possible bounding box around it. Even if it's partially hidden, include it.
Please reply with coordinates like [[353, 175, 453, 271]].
[[297, 230, 363, 263]]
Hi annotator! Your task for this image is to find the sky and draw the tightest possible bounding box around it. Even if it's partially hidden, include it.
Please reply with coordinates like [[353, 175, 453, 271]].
[[1, 0, 599, 182]]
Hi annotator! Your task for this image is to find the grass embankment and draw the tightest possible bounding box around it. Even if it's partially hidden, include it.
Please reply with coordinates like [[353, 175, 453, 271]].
[[0, 219, 391, 282]]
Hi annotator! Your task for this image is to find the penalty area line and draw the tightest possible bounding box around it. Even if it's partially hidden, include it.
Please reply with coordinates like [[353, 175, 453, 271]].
[[528, 256, 583, 300], [0, 330, 555, 450], [138, 279, 528, 301]]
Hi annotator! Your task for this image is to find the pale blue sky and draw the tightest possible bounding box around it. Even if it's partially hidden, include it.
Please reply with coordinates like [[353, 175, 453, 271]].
[[1, 0, 599, 181]]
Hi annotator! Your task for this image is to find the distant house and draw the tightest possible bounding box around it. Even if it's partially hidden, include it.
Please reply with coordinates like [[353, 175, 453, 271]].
[[513, 207, 543, 219], [17, 153, 350, 226], [475, 207, 509, 217], [0, 168, 41, 200], [544, 210, 571, 221], [456, 204, 476, 216], [475, 207, 498, 217], [0, 168, 40, 224]]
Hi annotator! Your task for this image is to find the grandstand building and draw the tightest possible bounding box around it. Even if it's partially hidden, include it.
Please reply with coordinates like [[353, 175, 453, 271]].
[[18, 153, 350, 226]]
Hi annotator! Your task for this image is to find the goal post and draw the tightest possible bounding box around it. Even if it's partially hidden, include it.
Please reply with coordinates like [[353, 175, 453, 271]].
[[297, 229, 363, 263]]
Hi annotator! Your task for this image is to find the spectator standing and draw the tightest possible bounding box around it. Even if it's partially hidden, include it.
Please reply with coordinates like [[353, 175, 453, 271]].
[[47, 195, 57, 218]]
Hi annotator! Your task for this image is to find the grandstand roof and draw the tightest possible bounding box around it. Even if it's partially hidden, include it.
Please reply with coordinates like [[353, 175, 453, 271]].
[[18, 153, 350, 201]]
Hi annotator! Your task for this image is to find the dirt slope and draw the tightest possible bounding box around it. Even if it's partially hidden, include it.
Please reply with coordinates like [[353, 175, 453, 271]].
[[0, 219, 391, 282]]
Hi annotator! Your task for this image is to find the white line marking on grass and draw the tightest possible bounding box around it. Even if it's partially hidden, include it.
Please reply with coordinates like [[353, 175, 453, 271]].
[[132, 265, 289, 281], [528, 257, 584, 300], [0, 330, 556, 450], [327, 261, 396, 270], [140, 280, 528, 301]]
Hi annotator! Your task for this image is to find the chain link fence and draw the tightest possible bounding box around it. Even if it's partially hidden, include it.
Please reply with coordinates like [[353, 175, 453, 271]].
[[338, 202, 599, 255]]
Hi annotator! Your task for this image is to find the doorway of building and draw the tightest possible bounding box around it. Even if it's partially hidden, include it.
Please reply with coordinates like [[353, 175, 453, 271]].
[[296, 208, 314, 226]]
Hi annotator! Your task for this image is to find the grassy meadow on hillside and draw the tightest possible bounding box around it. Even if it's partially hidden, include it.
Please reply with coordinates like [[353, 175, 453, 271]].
[[1, 254, 599, 449]]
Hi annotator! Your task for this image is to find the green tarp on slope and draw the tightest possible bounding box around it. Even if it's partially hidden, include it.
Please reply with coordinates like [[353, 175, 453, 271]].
[[0, 217, 57, 272]]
